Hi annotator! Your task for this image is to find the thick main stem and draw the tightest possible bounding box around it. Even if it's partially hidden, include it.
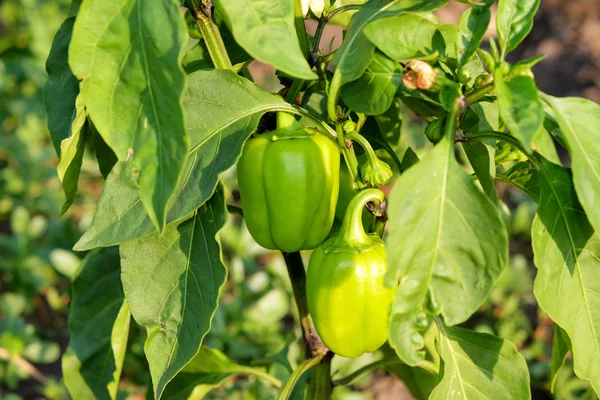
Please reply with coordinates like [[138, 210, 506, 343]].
[[307, 352, 333, 400], [186, 1, 233, 70], [281, 251, 327, 356]]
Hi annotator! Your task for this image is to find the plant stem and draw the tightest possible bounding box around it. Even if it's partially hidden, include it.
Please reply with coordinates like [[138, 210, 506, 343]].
[[278, 353, 325, 400], [186, 1, 233, 70], [333, 359, 405, 386], [226, 204, 243, 217], [326, 4, 363, 21], [310, 18, 327, 65], [245, 368, 283, 388], [282, 251, 332, 399], [327, 72, 342, 122], [456, 131, 532, 159], [294, 0, 311, 57], [336, 123, 362, 188], [284, 79, 305, 103], [465, 82, 495, 105], [308, 352, 334, 399], [281, 251, 327, 357]]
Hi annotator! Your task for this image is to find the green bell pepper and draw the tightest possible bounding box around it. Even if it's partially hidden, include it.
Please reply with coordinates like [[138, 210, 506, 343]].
[[307, 188, 394, 358], [237, 112, 340, 253]]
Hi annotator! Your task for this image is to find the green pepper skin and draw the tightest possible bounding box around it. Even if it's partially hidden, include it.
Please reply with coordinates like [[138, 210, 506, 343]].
[[307, 189, 394, 358], [237, 115, 340, 253]]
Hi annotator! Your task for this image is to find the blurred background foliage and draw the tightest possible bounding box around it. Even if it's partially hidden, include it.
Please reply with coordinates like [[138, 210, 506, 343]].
[[1, 0, 599, 399]]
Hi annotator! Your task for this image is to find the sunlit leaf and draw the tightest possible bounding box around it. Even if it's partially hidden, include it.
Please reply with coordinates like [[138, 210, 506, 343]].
[[532, 157, 600, 395], [385, 134, 508, 365], [69, 0, 189, 230], [120, 185, 228, 398]]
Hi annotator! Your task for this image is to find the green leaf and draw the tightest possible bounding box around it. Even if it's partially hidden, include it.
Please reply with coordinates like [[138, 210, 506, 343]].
[[462, 141, 497, 201], [381, 341, 439, 400], [120, 185, 228, 399], [62, 247, 131, 400], [542, 109, 567, 149], [340, 51, 403, 115], [532, 126, 560, 164], [496, 161, 539, 202], [431, 323, 531, 399], [90, 121, 118, 179], [401, 147, 420, 171], [495, 72, 543, 152], [74, 70, 293, 251], [69, 0, 189, 230], [57, 93, 86, 215], [385, 135, 508, 365], [45, 16, 79, 156], [532, 157, 600, 395], [364, 13, 439, 62], [460, 101, 501, 133], [496, 0, 540, 58], [542, 96, 600, 236], [551, 324, 570, 393], [214, 0, 316, 80], [435, 24, 458, 61], [457, 4, 491, 68], [162, 347, 279, 399], [333, 0, 449, 87], [182, 42, 213, 74]]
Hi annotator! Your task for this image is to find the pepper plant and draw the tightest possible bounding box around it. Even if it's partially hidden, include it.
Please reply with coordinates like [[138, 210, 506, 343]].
[[45, 0, 600, 398]]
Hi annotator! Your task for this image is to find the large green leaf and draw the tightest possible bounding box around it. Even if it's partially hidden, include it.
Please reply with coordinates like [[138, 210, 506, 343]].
[[543, 96, 600, 235], [495, 72, 543, 152], [385, 134, 508, 366], [74, 70, 294, 250], [214, 0, 315, 80], [57, 93, 87, 215], [120, 186, 228, 399], [162, 347, 277, 399], [340, 51, 403, 115], [431, 323, 531, 399], [532, 158, 600, 395], [62, 247, 131, 400], [45, 16, 79, 156], [364, 13, 439, 62], [457, 3, 491, 68], [69, 0, 189, 230], [496, 0, 540, 58], [333, 0, 449, 87]]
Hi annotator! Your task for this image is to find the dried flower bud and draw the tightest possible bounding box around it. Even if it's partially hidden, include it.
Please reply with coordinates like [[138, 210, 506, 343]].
[[403, 60, 437, 90], [402, 70, 419, 90]]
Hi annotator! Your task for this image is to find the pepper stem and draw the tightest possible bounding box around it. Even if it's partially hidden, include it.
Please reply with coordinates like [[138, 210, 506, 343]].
[[276, 112, 302, 130], [339, 189, 385, 247], [346, 132, 378, 166]]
